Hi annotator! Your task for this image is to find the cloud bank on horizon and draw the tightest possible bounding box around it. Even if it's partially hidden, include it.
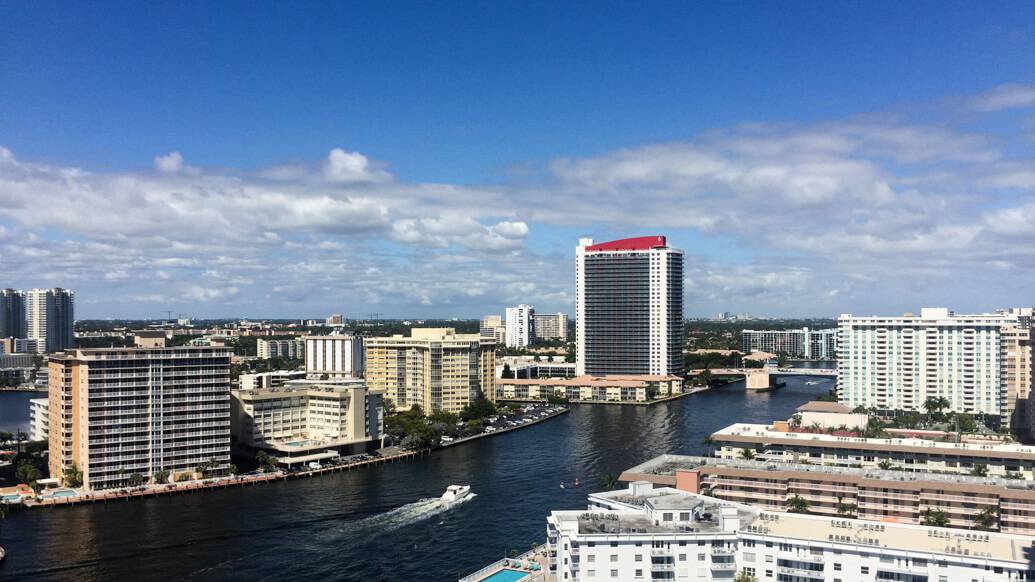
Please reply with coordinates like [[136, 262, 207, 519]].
[[2, 84, 1035, 319]]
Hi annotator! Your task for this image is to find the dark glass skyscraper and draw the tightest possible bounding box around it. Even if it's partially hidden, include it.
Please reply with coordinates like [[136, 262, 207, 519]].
[[0, 288, 27, 339]]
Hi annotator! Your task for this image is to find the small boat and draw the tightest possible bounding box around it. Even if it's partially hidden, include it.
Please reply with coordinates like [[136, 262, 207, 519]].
[[573, 478, 580, 487], [559, 482, 566, 489], [440, 484, 471, 502]]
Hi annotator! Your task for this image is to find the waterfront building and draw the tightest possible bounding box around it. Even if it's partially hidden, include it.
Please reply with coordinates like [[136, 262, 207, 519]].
[[711, 422, 1035, 480], [365, 328, 496, 413], [575, 236, 684, 377], [545, 482, 1035, 582], [231, 378, 382, 466], [505, 304, 535, 348], [621, 453, 1035, 535], [48, 347, 232, 490], [479, 315, 507, 345], [304, 334, 363, 378], [837, 307, 1034, 427], [257, 337, 305, 360], [29, 397, 48, 441], [0, 288, 27, 339], [532, 312, 568, 341], [740, 327, 837, 359], [238, 370, 307, 391], [496, 355, 576, 379], [26, 288, 75, 353], [494, 374, 683, 404]]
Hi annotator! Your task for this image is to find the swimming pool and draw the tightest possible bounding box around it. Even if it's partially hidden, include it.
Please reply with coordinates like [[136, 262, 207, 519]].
[[479, 569, 528, 582], [49, 489, 78, 498], [1, 494, 21, 503]]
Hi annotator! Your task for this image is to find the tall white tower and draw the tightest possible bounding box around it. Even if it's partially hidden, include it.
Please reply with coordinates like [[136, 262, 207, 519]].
[[505, 304, 535, 348]]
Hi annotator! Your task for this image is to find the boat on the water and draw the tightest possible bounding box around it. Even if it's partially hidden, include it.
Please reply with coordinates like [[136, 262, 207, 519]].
[[440, 484, 471, 502]]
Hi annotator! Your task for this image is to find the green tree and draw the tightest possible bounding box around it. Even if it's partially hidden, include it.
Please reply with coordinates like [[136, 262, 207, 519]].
[[734, 571, 759, 582], [956, 414, 977, 433], [971, 464, 989, 477], [15, 459, 42, 485], [835, 496, 856, 518], [922, 508, 949, 527], [501, 363, 515, 379], [599, 472, 619, 491], [738, 448, 756, 460], [459, 398, 496, 422], [154, 469, 171, 484], [974, 506, 998, 531], [878, 459, 892, 470], [63, 463, 83, 488], [128, 473, 145, 487], [785, 495, 810, 514], [0, 431, 12, 447]]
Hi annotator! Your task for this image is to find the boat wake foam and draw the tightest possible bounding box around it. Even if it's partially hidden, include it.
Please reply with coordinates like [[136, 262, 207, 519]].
[[351, 493, 477, 533]]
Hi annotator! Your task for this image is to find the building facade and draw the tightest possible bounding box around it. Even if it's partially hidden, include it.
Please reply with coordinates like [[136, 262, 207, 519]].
[[711, 422, 1035, 480], [304, 335, 364, 378], [544, 483, 1035, 582], [231, 378, 382, 465], [505, 304, 535, 348], [741, 327, 837, 360], [837, 307, 1033, 426], [622, 454, 1035, 536], [533, 312, 568, 341], [0, 288, 27, 339], [257, 337, 305, 360], [479, 315, 507, 345], [495, 374, 684, 404], [576, 236, 684, 377], [364, 328, 496, 413], [29, 397, 48, 441], [26, 288, 75, 353], [48, 347, 232, 490]]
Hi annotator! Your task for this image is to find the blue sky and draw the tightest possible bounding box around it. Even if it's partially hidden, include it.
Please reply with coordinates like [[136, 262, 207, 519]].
[[2, 2, 1035, 319]]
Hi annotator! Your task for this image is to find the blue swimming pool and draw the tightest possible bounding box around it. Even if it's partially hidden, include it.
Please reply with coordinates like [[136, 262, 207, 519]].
[[479, 569, 528, 582], [2, 494, 21, 502], [49, 489, 77, 498]]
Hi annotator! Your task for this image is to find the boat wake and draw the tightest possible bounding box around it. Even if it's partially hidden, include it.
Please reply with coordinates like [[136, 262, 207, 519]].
[[349, 493, 477, 534]]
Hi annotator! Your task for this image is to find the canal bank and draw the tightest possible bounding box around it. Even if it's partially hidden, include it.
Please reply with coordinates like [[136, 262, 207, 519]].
[[0, 377, 828, 581]]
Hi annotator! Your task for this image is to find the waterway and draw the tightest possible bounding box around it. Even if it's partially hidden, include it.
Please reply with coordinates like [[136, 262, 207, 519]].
[[0, 375, 831, 581], [0, 391, 37, 434]]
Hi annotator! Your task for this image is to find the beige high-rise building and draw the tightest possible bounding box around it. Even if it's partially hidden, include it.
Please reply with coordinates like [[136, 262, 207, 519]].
[[1003, 324, 1034, 428], [365, 328, 496, 413], [532, 312, 568, 341], [479, 315, 506, 345], [48, 347, 232, 490]]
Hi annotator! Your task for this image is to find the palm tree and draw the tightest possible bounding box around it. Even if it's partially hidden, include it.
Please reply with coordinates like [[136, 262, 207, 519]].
[[63, 463, 83, 488], [738, 448, 756, 460], [733, 570, 759, 582], [785, 495, 810, 514], [15, 431, 27, 454], [599, 473, 619, 491], [974, 506, 998, 531], [0, 431, 12, 448], [922, 508, 949, 527], [970, 464, 989, 477], [878, 459, 892, 470], [835, 496, 856, 518]]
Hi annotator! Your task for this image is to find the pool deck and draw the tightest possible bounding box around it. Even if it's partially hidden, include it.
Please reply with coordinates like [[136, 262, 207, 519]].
[[459, 545, 550, 582]]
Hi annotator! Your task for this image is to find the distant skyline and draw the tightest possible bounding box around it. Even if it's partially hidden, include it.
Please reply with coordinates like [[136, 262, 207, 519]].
[[3, 3, 1035, 319]]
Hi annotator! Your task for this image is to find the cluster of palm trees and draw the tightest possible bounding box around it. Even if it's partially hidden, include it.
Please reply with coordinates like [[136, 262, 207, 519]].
[[0, 431, 28, 452]]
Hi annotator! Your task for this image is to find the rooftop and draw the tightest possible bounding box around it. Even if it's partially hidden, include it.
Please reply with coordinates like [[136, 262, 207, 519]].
[[796, 401, 856, 414], [583, 235, 668, 252]]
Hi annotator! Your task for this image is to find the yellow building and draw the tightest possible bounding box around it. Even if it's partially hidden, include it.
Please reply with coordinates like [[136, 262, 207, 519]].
[[365, 328, 496, 413]]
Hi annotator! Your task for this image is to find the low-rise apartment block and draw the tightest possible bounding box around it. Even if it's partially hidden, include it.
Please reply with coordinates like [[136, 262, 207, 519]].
[[48, 347, 232, 490], [29, 397, 48, 441], [257, 337, 304, 360], [231, 378, 382, 466], [495, 374, 683, 404], [741, 327, 838, 359], [711, 422, 1035, 480], [365, 328, 495, 413], [545, 483, 1035, 582], [621, 454, 1035, 535], [479, 315, 506, 345]]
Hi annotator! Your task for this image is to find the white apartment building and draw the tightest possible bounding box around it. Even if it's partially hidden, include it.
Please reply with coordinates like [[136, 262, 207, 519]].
[[231, 378, 382, 464], [576, 236, 684, 376], [545, 483, 1035, 582], [26, 288, 75, 353], [304, 334, 364, 378], [48, 347, 232, 490], [480, 315, 507, 345], [534, 312, 568, 341], [257, 337, 305, 360], [741, 327, 837, 360], [838, 307, 1034, 426], [29, 397, 48, 441], [505, 304, 535, 348], [238, 369, 307, 391]]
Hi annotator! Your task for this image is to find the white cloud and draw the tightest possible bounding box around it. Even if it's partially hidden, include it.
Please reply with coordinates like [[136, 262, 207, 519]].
[[154, 151, 185, 173], [323, 148, 391, 183], [969, 84, 1035, 112]]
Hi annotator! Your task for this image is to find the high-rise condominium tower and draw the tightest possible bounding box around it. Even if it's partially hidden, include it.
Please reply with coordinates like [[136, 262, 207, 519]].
[[27, 288, 75, 353], [48, 347, 232, 490], [575, 236, 684, 376], [0, 288, 27, 339], [505, 304, 535, 348]]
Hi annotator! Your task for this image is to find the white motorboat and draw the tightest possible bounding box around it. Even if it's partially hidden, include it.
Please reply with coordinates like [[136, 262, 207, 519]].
[[440, 484, 471, 502]]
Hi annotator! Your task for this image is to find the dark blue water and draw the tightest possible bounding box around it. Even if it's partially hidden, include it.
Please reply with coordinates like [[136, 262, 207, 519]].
[[0, 377, 829, 581], [0, 391, 36, 433]]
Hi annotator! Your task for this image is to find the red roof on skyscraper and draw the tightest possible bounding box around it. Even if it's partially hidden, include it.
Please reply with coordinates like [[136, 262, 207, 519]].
[[584, 236, 666, 252]]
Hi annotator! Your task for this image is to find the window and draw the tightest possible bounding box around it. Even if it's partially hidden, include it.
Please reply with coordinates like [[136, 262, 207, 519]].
[[635, 554, 643, 562], [834, 563, 842, 571], [634, 569, 643, 578], [610, 569, 618, 578], [610, 555, 618, 563], [861, 566, 869, 574]]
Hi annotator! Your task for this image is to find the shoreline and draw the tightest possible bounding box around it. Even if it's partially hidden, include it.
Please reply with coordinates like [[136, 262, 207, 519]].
[[495, 387, 708, 407], [14, 405, 570, 510]]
